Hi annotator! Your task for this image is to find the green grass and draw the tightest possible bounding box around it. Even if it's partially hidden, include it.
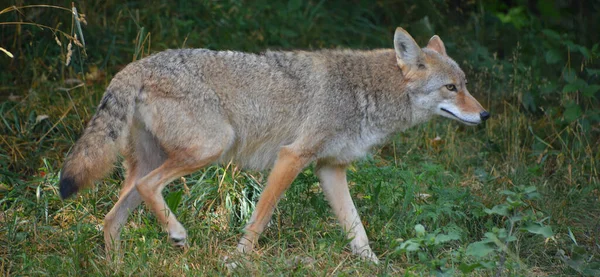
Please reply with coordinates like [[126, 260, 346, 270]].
[[1, 1, 600, 276]]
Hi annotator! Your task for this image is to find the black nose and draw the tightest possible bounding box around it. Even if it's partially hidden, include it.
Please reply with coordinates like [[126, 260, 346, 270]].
[[480, 111, 490, 121]]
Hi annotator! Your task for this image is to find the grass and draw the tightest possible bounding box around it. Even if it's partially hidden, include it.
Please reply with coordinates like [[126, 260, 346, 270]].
[[1, 1, 600, 276]]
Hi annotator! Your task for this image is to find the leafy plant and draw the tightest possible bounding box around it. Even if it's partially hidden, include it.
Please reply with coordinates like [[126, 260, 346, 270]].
[[396, 186, 556, 275]]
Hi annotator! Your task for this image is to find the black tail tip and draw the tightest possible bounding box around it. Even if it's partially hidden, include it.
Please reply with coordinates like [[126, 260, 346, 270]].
[[59, 176, 79, 199]]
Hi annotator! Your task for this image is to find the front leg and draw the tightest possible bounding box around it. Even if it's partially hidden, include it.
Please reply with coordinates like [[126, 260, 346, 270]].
[[237, 146, 312, 253], [315, 161, 379, 263]]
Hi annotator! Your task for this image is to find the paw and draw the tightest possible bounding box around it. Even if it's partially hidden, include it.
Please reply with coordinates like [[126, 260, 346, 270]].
[[236, 241, 253, 254], [236, 235, 255, 254], [359, 250, 380, 264], [168, 222, 187, 248], [351, 245, 379, 264], [169, 236, 187, 248]]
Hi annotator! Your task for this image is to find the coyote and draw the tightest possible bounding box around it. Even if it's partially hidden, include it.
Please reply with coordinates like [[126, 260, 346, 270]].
[[59, 27, 489, 263]]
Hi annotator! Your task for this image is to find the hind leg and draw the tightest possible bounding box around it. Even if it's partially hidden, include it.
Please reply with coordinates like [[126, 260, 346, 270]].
[[135, 148, 222, 245], [104, 123, 167, 254], [104, 159, 142, 254], [134, 96, 233, 245]]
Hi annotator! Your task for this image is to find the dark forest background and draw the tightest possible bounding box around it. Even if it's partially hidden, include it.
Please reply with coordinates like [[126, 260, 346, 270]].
[[1, 1, 599, 275]]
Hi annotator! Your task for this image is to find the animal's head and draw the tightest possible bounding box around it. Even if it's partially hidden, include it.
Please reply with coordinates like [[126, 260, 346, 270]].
[[393, 27, 490, 125]]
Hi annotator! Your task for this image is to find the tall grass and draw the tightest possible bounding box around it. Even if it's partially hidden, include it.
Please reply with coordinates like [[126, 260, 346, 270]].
[[1, 1, 599, 275]]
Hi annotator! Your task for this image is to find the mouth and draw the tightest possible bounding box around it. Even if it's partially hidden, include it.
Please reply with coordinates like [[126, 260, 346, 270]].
[[440, 108, 480, 125]]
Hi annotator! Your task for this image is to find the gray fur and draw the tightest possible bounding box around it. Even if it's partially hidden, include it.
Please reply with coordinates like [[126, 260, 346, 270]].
[[125, 47, 424, 169]]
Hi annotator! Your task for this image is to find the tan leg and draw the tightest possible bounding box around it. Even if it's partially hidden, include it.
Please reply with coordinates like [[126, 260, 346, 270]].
[[315, 161, 379, 263], [237, 146, 312, 253], [104, 158, 143, 254], [104, 124, 167, 254], [136, 150, 221, 246]]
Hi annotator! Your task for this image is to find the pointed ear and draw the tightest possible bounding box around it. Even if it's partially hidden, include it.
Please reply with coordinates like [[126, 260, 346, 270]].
[[394, 27, 422, 70], [426, 35, 447, 56]]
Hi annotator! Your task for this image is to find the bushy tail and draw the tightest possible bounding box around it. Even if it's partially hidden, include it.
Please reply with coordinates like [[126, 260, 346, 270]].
[[59, 72, 138, 199]]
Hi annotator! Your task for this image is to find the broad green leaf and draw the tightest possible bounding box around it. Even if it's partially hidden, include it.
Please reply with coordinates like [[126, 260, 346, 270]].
[[509, 215, 523, 223], [564, 103, 582, 123], [545, 48, 562, 64], [507, 196, 524, 208], [415, 224, 426, 237], [541, 82, 558, 95], [574, 79, 588, 88], [459, 261, 494, 273], [435, 232, 461, 244], [563, 79, 587, 93], [495, 228, 510, 239], [485, 204, 510, 216], [522, 223, 554, 238], [484, 231, 499, 241], [586, 68, 600, 76], [525, 191, 542, 199], [583, 85, 600, 97], [399, 240, 422, 252], [466, 241, 495, 258], [458, 262, 483, 273], [480, 261, 496, 269], [523, 186, 537, 193], [494, 7, 528, 29], [565, 41, 580, 52], [562, 83, 579, 93], [579, 46, 591, 59], [500, 189, 517, 196], [564, 70, 577, 83]]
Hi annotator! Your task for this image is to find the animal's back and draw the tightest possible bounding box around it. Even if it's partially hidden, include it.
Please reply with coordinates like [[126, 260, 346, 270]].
[[133, 49, 323, 169]]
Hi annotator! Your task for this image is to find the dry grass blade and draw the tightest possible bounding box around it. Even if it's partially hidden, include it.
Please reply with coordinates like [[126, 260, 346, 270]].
[[0, 47, 13, 58]]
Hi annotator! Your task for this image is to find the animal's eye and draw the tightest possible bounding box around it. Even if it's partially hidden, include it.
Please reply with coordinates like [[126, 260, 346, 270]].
[[445, 84, 457, 91]]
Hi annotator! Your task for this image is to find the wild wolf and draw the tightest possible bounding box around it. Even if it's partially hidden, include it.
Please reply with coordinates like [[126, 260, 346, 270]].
[[59, 27, 489, 263]]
